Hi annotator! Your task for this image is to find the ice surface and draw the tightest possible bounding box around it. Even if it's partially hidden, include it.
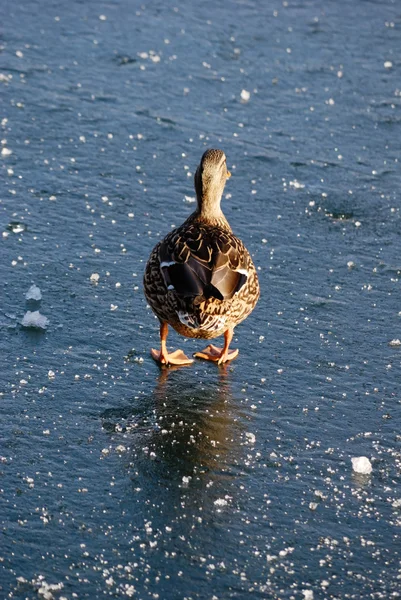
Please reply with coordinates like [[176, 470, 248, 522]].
[[21, 310, 49, 330], [25, 284, 42, 301], [351, 456, 372, 475]]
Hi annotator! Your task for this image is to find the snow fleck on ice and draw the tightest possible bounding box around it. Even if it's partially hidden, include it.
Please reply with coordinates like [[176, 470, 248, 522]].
[[31, 577, 64, 599], [351, 456, 372, 475], [240, 89, 251, 102], [384, 60, 393, 69], [289, 180, 305, 189], [21, 311, 49, 330], [25, 284, 42, 301], [214, 498, 228, 507], [1, 147, 12, 156], [388, 339, 401, 347], [245, 432, 256, 444], [90, 273, 100, 283], [8, 221, 26, 234]]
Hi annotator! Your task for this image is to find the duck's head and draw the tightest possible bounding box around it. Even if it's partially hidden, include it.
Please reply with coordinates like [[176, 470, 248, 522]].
[[194, 149, 231, 216]]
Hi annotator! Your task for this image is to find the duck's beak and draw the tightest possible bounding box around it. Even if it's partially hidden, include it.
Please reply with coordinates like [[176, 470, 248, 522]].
[[226, 170, 231, 179]]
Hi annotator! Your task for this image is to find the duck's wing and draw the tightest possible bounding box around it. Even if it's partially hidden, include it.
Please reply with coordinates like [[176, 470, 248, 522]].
[[159, 225, 249, 301]]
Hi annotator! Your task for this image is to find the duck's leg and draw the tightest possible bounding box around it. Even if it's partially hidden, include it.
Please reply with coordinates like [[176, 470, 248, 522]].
[[151, 322, 194, 366], [194, 327, 239, 364]]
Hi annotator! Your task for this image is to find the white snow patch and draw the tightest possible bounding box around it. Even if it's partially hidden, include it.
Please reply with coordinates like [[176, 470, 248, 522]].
[[1, 147, 12, 156], [90, 273, 100, 283], [240, 89, 251, 102], [245, 432, 256, 444], [289, 180, 305, 189], [9, 223, 25, 233], [388, 339, 401, 347], [25, 284, 42, 301], [21, 311, 49, 330], [351, 456, 372, 475], [384, 60, 393, 69], [214, 498, 228, 507]]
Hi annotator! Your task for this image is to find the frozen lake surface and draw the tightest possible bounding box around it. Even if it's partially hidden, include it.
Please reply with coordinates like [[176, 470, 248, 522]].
[[1, 0, 401, 598]]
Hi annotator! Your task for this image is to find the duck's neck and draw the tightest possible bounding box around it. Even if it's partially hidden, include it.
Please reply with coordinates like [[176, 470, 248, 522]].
[[193, 166, 231, 229], [197, 189, 223, 218], [193, 195, 231, 230]]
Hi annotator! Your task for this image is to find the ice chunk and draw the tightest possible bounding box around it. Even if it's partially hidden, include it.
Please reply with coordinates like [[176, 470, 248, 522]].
[[351, 456, 372, 475], [21, 310, 49, 330], [90, 273, 100, 283], [388, 339, 401, 347], [7, 222, 26, 234], [25, 284, 42, 301], [214, 498, 228, 507], [240, 89, 251, 102], [289, 180, 305, 189]]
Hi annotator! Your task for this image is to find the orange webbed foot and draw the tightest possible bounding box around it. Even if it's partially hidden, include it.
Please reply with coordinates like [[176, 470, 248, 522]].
[[150, 348, 194, 366], [194, 344, 239, 364]]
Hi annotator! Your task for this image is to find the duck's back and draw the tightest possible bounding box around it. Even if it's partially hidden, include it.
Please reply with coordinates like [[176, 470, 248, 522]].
[[144, 220, 260, 339]]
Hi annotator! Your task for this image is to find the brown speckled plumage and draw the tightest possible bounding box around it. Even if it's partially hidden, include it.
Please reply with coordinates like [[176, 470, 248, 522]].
[[143, 148, 260, 365]]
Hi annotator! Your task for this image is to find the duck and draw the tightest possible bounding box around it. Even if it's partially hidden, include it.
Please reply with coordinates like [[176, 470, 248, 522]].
[[143, 148, 260, 366]]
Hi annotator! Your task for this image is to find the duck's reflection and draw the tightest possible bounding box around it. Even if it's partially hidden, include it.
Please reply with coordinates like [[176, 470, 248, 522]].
[[101, 366, 245, 499]]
